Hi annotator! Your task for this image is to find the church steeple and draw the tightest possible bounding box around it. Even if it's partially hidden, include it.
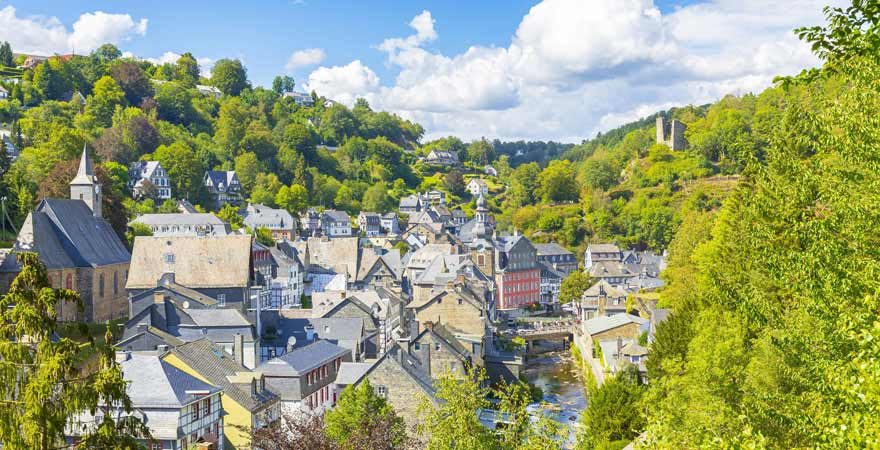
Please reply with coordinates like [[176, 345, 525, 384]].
[[473, 192, 491, 238], [70, 144, 102, 218]]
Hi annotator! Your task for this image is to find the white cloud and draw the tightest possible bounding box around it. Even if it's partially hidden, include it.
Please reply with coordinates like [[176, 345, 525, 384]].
[[285, 48, 326, 71], [0, 6, 147, 55], [311, 0, 843, 141], [305, 60, 380, 105]]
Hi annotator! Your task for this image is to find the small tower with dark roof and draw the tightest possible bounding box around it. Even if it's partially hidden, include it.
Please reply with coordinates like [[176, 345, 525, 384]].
[[70, 144, 102, 218]]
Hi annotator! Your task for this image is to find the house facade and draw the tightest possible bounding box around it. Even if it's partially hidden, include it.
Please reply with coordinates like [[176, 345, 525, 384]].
[[357, 212, 382, 237], [494, 235, 540, 310], [204, 170, 243, 211], [534, 242, 578, 275], [320, 210, 352, 237], [129, 161, 171, 200], [259, 340, 352, 415], [467, 178, 489, 197], [243, 203, 296, 241]]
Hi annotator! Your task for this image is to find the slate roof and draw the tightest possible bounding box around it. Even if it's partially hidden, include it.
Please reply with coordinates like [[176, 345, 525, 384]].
[[121, 353, 219, 408], [534, 242, 573, 257], [588, 243, 621, 254], [258, 340, 350, 376], [126, 235, 252, 289], [303, 237, 359, 278], [335, 362, 373, 386], [322, 209, 350, 223], [585, 314, 647, 335], [204, 170, 238, 193], [2, 199, 130, 272], [399, 195, 421, 209], [589, 260, 637, 279], [164, 339, 278, 412], [243, 204, 296, 230], [260, 313, 363, 353], [583, 279, 628, 299]]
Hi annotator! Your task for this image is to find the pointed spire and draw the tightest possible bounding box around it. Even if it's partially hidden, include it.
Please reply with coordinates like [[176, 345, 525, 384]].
[[70, 143, 96, 185]]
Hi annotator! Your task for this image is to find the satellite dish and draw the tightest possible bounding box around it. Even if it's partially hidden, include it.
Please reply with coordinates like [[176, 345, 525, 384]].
[[182, 301, 190, 309], [286, 336, 297, 351]]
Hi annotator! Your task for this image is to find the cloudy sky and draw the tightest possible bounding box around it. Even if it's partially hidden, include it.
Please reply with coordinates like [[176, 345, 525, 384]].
[[1, 0, 840, 142]]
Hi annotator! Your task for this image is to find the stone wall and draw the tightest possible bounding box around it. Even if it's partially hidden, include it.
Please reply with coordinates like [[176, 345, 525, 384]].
[[414, 290, 484, 337], [365, 355, 435, 429]]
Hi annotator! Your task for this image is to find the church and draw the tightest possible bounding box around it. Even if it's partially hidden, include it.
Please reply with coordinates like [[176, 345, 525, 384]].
[[0, 146, 131, 323]]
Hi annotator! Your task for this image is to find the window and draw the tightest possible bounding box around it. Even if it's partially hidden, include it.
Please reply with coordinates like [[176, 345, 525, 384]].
[[65, 274, 73, 290], [376, 385, 387, 398], [192, 401, 200, 420], [458, 298, 463, 305], [217, 294, 226, 307], [113, 272, 118, 295], [98, 274, 104, 298], [414, 343, 421, 351], [163, 253, 174, 264], [435, 343, 441, 351], [150, 442, 163, 450], [203, 398, 211, 415]]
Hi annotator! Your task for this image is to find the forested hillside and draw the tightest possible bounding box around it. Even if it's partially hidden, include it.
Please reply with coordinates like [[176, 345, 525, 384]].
[[579, 3, 880, 448]]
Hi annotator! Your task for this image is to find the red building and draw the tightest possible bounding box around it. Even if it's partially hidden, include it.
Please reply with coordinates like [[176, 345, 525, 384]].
[[494, 235, 540, 310]]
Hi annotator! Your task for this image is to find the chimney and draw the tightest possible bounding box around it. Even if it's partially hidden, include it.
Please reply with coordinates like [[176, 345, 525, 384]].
[[305, 324, 315, 341], [233, 333, 245, 365], [616, 337, 623, 359], [409, 316, 419, 339], [157, 344, 169, 353], [153, 292, 165, 304], [137, 323, 147, 333], [425, 321, 434, 332], [115, 351, 131, 363]]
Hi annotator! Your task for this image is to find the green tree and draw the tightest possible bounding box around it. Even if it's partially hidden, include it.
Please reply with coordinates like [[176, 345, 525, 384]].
[[443, 170, 466, 196], [85, 75, 126, 127], [419, 367, 498, 450], [275, 184, 308, 213], [272, 75, 295, 94], [32, 61, 64, 101], [154, 81, 198, 126], [211, 58, 250, 96], [94, 43, 122, 62], [0, 41, 13, 67], [324, 379, 408, 449], [217, 204, 244, 230], [466, 138, 496, 165], [109, 60, 153, 106], [320, 103, 359, 146], [254, 226, 275, 247], [577, 366, 645, 450], [537, 160, 579, 203], [0, 253, 150, 449], [214, 97, 251, 161], [361, 182, 392, 212], [153, 142, 204, 200], [234, 152, 262, 194], [559, 270, 590, 304], [175, 52, 200, 87]]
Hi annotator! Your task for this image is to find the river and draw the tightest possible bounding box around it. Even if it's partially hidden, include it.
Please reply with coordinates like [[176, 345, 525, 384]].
[[524, 351, 588, 448]]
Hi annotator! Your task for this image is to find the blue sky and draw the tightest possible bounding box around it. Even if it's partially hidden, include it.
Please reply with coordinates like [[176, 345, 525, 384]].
[[0, 0, 837, 142]]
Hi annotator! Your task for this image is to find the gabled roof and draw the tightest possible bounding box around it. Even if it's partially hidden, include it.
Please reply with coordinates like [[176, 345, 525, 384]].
[[130, 213, 229, 229], [589, 260, 637, 279], [4, 199, 130, 271], [468, 178, 488, 188], [354, 343, 436, 397], [356, 249, 401, 282], [164, 339, 277, 412], [413, 323, 470, 359], [585, 313, 647, 335], [583, 279, 628, 299], [258, 340, 349, 376], [204, 170, 238, 192], [127, 235, 252, 289], [121, 353, 220, 408]]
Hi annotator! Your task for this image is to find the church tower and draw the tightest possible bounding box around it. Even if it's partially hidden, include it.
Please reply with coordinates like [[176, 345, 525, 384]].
[[472, 192, 492, 238], [70, 144, 102, 218]]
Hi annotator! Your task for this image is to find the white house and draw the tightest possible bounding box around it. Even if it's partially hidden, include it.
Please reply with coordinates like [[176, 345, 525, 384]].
[[283, 91, 315, 107], [484, 165, 498, 177], [321, 210, 352, 237], [467, 178, 489, 197], [129, 161, 171, 200]]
